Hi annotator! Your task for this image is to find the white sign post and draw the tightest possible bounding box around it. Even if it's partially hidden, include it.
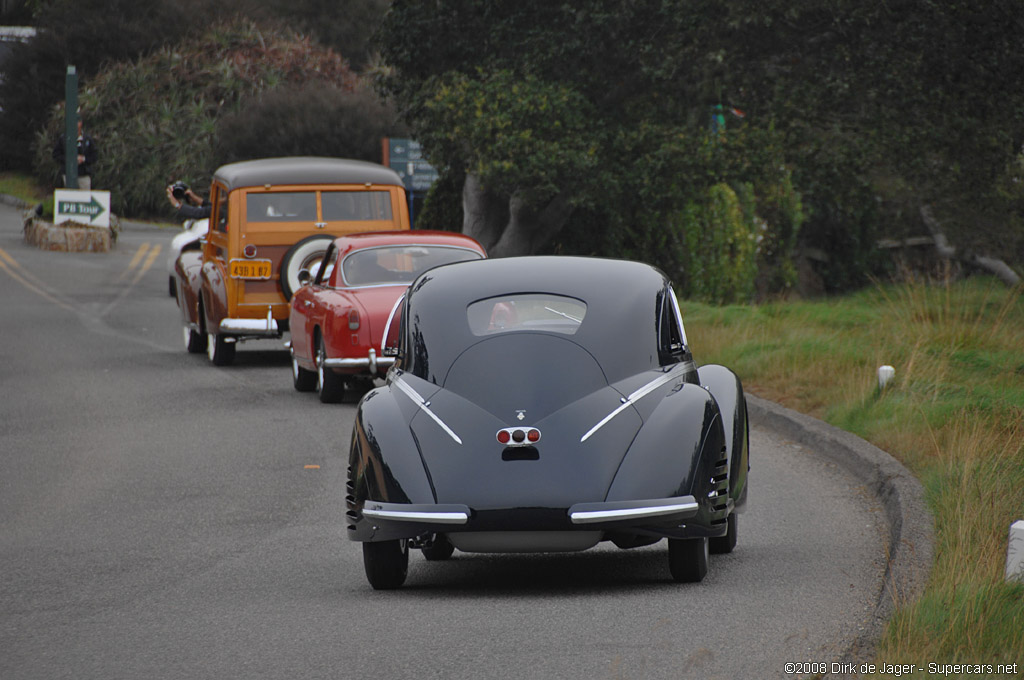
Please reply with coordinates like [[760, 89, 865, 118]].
[[54, 189, 110, 228]]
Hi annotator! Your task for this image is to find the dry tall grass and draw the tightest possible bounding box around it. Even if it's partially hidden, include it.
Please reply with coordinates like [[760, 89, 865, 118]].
[[682, 276, 1024, 672]]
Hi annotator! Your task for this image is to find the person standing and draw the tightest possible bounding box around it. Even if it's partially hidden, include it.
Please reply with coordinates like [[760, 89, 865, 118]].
[[52, 114, 98, 190]]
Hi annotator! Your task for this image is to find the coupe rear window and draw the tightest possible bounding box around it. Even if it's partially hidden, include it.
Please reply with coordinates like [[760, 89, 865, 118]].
[[342, 245, 482, 286], [467, 294, 587, 336], [322, 191, 393, 221], [246, 192, 318, 221]]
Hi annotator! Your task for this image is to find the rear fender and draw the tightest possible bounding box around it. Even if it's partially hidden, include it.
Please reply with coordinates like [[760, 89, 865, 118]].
[[698, 364, 750, 509], [604, 383, 726, 531], [347, 387, 434, 541]]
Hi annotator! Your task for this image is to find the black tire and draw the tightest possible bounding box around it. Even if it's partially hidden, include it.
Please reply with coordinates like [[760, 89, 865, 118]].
[[316, 336, 345, 403], [183, 325, 207, 354], [207, 332, 236, 366], [348, 378, 376, 399], [421, 534, 455, 561], [280, 235, 334, 301], [668, 536, 709, 583], [709, 513, 738, 554], [291, 349, 317, 392], [168, 275, 177, 298], [363, 539, 409, 590]]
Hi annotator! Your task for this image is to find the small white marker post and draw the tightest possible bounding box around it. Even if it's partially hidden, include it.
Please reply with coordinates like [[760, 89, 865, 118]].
[[877, 365, 895, 390], [1007, 520, 1024, 582]]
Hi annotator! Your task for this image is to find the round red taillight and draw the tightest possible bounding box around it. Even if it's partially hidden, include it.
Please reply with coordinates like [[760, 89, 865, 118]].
[[511, 429, 526, 443], [496, 430, 511, 444], [527, 429, 540, 442]]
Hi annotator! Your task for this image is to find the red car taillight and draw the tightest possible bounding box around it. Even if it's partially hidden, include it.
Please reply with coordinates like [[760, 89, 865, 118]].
[[348, 309, 360, 330], [496, 428, 541, 446]]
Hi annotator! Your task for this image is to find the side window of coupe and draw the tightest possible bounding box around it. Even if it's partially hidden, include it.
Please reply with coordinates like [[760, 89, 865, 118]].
[[658, 287, 688, 363]]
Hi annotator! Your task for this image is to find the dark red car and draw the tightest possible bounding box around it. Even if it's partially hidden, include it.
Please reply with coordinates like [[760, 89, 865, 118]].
[[288, 231, 486, 402]]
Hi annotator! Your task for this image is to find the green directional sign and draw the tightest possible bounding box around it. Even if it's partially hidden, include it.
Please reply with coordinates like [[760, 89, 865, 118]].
[[384, 138, 439, 192], [58, 195, 105, 221], [54, 189, 111, 228]]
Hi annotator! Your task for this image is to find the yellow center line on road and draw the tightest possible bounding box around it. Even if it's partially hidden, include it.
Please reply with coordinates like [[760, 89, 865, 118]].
[[119, 243, 151, 281], [100, 243, 162, 317], [130, 244, 162, 286], [0, 247, 76, 313]]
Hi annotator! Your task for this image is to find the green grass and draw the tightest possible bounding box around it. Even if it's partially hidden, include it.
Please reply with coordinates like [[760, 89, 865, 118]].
[[0, 171, 48, 205], [682, 276, 1024, 674]]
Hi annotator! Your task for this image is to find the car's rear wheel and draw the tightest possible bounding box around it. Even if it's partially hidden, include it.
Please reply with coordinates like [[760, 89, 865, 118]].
[[316, 337, 345, 403], [363, 539, 409, 590], [291, 349, 316, 392], [281, 235, 335, 301], [709, 512, 738, 554], [348, 378, 376, 399], [207, 332, 236, 366], [668, 536, 709, 583], [421, 534, 455, 561], [183, 325, 207, 354]]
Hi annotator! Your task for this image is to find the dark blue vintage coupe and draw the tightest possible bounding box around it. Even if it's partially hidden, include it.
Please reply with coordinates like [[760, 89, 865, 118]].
[[346, 256, 749, 589]]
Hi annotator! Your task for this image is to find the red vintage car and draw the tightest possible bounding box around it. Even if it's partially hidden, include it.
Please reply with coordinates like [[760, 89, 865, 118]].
[[288, 231, 486, 402]]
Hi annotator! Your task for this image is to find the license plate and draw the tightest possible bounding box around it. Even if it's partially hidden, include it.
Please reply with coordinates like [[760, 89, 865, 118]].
[[230, 259, 272, 279]]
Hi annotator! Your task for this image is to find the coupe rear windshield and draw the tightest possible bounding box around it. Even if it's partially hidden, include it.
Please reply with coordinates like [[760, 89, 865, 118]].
[[467, 294, 587, 336], [342, 245, 482, 286]]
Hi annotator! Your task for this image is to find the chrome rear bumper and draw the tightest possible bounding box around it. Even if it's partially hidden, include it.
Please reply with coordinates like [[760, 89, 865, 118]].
[[219, 309, 280, 336], [322, 348, 395, 375]]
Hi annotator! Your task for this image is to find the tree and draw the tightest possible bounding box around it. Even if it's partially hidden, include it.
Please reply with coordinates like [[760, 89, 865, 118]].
[[31, 21, 369, 217], [380, 0, 1024, 283], [692, 0, 1024, 281], [378, 0, 717, 257]]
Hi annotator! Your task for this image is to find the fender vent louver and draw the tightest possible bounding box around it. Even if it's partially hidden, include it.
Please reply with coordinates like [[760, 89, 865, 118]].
[[710, 451, 730, 524]]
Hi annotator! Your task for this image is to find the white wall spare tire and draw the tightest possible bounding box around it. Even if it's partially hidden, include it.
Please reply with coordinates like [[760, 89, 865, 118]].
[[280, 235, 334, 301]]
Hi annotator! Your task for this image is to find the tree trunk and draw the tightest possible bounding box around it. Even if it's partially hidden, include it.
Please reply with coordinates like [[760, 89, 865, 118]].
[[919, 205, 1021, 286], [462, 175, 574, 258], [461, 173, 506, 253]]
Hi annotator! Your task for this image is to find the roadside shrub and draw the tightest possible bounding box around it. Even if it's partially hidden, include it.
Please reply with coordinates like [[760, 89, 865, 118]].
[[414, 168, 466, 232], [0, 0, 184, 171], [213, 82, 402, 165], [31, 21, 365, 217], [675, 182, 759, 304], [790, 134, 885, 292]]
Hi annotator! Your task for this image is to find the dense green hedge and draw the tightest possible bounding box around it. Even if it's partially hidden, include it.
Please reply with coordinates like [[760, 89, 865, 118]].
[[31, 21, 399, 218]]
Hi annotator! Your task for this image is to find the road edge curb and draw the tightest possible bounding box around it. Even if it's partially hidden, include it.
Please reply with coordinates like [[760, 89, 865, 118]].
[[746, 394, 934, 666]]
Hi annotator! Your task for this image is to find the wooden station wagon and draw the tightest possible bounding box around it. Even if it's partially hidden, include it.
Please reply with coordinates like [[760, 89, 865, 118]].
[[172, 157, 410, 365]]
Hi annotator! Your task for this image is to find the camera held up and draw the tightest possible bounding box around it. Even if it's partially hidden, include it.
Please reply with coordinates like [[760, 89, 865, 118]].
[[170, 181, 189, 200]]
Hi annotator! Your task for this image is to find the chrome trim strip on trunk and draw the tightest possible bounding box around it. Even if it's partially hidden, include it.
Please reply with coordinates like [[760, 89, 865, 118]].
[[568, 496, 699, 524], [580, 366, 691, 442], [393, 377, 463, 445]]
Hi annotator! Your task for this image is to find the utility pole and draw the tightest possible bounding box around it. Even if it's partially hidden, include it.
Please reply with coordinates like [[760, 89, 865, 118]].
[[64, 65, 78, 189]]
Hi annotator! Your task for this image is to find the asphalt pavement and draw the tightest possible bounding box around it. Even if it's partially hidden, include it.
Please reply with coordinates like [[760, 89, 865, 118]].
[[0, 201, 931, 680]]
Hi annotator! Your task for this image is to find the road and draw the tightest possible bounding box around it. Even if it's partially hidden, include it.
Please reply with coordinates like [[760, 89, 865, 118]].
[[0, 203, 887, 680]]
